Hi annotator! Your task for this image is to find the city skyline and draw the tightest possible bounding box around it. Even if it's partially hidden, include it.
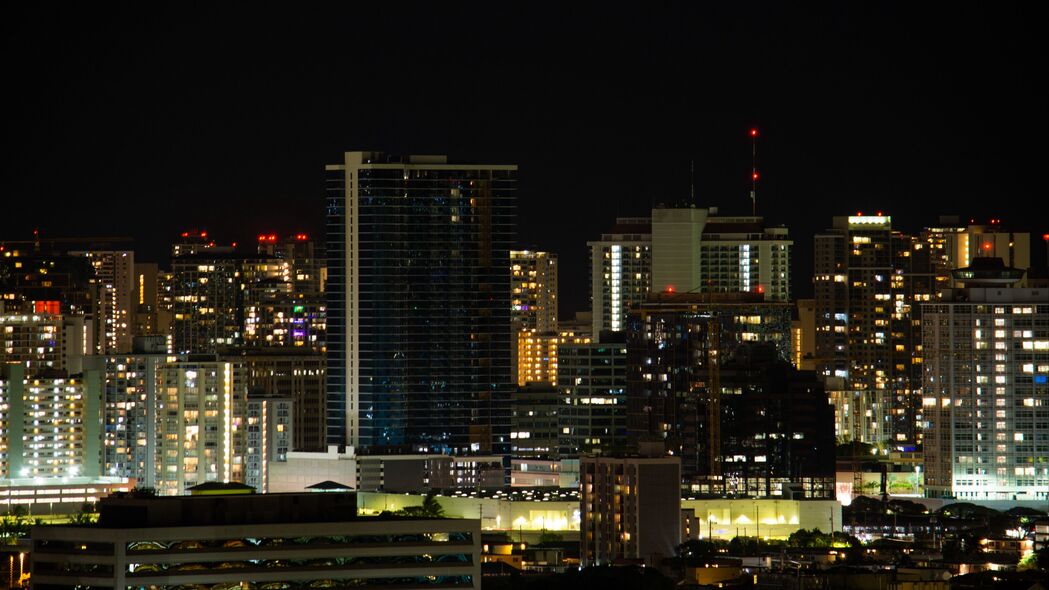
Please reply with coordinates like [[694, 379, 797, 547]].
[[2, 5, 1046, 316]]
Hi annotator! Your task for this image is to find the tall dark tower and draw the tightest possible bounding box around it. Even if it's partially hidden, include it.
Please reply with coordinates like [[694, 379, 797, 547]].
[[325, 152, 517, 454]]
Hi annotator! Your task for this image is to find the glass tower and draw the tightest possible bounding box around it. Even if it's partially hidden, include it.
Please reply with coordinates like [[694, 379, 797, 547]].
[[326, 152, 516, 454]]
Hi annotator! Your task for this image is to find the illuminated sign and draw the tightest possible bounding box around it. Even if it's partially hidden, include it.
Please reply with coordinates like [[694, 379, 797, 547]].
[[848, 215, 891, 227]]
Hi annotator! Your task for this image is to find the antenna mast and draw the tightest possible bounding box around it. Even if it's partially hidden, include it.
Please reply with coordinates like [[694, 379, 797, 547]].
[[749, 128, 759, 216], [690, 159, 695, 207]]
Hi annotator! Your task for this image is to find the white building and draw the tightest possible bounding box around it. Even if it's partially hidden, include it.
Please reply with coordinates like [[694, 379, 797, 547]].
[[244, 393, 293, 492], [0, 364, 102, 479], [588, 217, 652, 337], [155, 360, 248, 495], [922, 258, 1049, 500]]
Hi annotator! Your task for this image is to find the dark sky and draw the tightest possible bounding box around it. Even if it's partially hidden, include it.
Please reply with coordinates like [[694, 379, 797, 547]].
[[2, 4, 1046, 315]]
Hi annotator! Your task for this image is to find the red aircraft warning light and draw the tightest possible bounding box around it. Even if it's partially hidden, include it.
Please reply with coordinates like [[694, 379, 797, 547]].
[[752, 172, 760, 181], [1043, 233, 1049, 242], [750, 128, 758, 137]]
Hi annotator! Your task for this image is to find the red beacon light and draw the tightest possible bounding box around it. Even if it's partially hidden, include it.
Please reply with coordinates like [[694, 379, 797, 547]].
[[295, 233, 309, 241], [750, 128, 758, 137], [665, 285, 675, 294], [756, 285, 765, 294], [181, 232, 190, 238], [200, 231, 208, 238], [1042, 233, 1049, 242], [982, 242, 993, 251], [752, 172, 760, 181]]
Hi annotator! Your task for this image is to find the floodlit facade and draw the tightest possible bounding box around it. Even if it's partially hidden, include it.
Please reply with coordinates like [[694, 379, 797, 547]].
[[651, 207, 706, 294], [155, 360, 248, 495], [325, 152, 516, 453], [588, 217, 652, 338], [922, 259, 1049, 500], [0, 364, 102, 479]]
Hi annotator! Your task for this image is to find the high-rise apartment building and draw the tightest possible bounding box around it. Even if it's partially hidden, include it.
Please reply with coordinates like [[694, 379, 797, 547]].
[[815, 215, 924, 445], [580, 454, 681, 567], [922, 258, 1049, 501], [325, 152, 516, 453], [557, 332, 629, 457], [699, 214, 792, 302], [922, 217, 1031, 287], [224, 351, 326, 452], [791, 298, 816, 371], [515, 327, 591, 387], [245, 392, 293, 493], [248, 234, 326, 351], [171, 254, 243, 354], [0, 311, 64, 375], [626, 293, 791, 487], [155, 360, 248, 495], [588, 217, 652, 338], [90, 348, 177, 487], [510, 383, 560, 458], [510, 250, 557, 332], [0, 364, 102, 479], [719, 344, 835, 499], [70, 250, 135, 354]]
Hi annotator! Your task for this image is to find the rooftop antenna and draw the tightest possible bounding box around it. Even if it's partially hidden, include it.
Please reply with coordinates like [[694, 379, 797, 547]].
[[690, 159, 695, 207], [749, 128, 759, 216]]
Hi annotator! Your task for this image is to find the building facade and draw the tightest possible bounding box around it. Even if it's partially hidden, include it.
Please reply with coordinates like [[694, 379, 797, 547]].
[[244, 392, 293, 493], [325, 152, 516, 453], [922, 259, 1049, 500], [31, 493, 482, 590], [580, 455, 681, 567], [626, 293, 791, 486], [557, 333, 629, 457], [0, 364, 102, 479], [154, 360, 248, 495], [588, 217, 652, 338]]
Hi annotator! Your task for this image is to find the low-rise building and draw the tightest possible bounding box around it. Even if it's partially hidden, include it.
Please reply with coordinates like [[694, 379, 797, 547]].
[[31, 491, 482, 589]]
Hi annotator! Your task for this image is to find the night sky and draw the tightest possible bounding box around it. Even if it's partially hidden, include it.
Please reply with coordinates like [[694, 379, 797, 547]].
[[2, 4, 1046, 315]]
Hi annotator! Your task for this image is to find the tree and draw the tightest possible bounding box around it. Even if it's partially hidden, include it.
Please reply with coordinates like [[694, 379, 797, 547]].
[[397, 490, 445, 518], [68, 502, 98, 525]]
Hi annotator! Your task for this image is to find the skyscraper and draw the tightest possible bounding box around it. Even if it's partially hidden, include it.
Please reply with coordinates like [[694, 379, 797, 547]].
[[510, 250, 557, 333], [922, 258, 1049, 501], [325, 152, 516, 453], [69, 250, 135, 354], [588, 217, 652, 338], [626, 292, 791, 488], [698, 213, 792, 302], [815, 215, 916, 445]]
